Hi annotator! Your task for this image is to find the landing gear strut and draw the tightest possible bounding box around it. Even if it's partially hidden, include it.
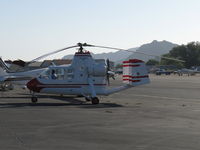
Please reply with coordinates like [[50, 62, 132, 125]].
[[85, 97, 91, 101], [30, 91, 38, 103]]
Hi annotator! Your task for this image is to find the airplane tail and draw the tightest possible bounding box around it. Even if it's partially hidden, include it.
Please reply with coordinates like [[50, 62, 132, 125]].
[[0, 57, 10, 73], [103, 59, 150, 95], [0, 67, 8, 83], [123, 59, 150, 86]]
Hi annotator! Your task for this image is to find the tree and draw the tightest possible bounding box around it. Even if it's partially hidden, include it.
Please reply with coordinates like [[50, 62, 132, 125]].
[[160, 54, 184, 69], [146, 59, 159, 66], [161, 42, 200, 68], [115, 63, 123, 69]]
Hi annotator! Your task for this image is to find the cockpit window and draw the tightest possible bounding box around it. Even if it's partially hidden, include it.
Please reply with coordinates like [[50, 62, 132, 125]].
[[39, 69, 50, 79], [54, 68, 64, 80], [67, 69, 73, 73], [64, 68, 74, 80], [39, 68, 65, 80]]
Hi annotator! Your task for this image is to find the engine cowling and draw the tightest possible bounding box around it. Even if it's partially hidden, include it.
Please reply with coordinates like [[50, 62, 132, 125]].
[[88, 64, 107, 77]]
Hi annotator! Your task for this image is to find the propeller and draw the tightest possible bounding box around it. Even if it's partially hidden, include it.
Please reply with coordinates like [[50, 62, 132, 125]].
[[106, 59, 110, 85], [105, 59, 116, 85]]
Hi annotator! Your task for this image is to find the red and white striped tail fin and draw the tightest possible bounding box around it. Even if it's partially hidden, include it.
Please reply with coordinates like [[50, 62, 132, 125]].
[[123, 59, 150, 86]]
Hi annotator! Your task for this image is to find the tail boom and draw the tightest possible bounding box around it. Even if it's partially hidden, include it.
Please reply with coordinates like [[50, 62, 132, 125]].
[[99, 59, 150, 96]]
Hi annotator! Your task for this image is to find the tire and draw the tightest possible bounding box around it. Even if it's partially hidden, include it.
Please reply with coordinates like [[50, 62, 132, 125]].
[[31, 97, 38, 103], [91, 97, 99, 105]]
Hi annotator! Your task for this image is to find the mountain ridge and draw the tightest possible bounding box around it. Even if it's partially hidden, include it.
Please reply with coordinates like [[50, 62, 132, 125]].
[[63, 40, 178, 64]]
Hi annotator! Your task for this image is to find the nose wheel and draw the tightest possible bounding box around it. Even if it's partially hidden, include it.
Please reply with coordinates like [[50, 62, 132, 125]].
[[85, 97, 99, 104], [91, 97, 99, 105]]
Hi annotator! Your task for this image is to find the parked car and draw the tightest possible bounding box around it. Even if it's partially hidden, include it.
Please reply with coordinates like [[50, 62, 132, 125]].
[[156, 69, 172, 75]]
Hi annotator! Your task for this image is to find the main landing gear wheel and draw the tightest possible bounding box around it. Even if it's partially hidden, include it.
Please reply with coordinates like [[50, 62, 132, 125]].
[[91, 97, 99, 105], [31, 97, 38, 103]]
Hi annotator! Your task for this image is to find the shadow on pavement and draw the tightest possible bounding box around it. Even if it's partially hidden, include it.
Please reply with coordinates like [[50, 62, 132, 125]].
[[0, 102, 123, 109], [0, 95, 123, 109]]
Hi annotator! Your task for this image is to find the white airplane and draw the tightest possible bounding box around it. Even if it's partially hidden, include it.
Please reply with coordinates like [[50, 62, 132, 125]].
[[175, 68, 198, 76], [0, 44, 75, 89], [0, 44, 81, 90], [26, 43, 150, 104], [0, 58, 46, 89]]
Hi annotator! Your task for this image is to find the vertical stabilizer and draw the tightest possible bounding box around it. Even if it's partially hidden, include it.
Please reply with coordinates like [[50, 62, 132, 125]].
[[0, 67, 7, 76], [0, 57, 10, 73], [123, 59, 150, 86]]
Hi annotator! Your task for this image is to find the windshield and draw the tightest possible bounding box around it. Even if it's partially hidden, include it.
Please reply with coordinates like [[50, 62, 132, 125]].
[[39, 68, 65, 80], [39, 68, 50, 79]]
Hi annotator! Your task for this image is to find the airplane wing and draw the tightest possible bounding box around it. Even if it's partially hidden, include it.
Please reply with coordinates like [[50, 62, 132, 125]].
[[0, 75, 33, 82]]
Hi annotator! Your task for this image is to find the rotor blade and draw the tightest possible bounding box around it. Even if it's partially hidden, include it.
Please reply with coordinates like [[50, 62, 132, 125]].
[[128, 51, 185, 62], [89, 45, 125, 51], [89, 45, 185, 63], [28, 45, 78, 64]]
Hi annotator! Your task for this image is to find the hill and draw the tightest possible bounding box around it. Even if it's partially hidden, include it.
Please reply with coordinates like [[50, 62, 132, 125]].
[[63, 40, 178, 64], [125, 40, 178, 63]]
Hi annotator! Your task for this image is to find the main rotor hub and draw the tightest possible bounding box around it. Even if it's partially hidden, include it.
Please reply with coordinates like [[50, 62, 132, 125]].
[[77, 43, 93, 53], [77, 43, 84, 53]]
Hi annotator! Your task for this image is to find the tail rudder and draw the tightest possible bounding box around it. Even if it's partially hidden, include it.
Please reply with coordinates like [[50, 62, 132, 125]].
[[123, 59, 150, 86], [0, 67, 7, 76], [0, 57, 10, 73]]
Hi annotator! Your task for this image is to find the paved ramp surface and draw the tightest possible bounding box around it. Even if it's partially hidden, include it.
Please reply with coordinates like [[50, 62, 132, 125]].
[[0, 75, 200, 150]]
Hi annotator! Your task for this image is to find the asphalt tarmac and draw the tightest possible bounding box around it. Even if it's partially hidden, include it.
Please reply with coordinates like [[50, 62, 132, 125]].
[[0, 74, 200, 150]]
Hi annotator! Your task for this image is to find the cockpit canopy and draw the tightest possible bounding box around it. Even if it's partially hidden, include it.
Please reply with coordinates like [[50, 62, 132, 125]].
[[39, 66, 73, 80]]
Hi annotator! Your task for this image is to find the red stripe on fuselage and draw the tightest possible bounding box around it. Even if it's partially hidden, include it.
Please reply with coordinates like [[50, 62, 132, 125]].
[[123, 79, 141, 82], [36, 83, 106, 92], [122, 65, 140, 67], [75, 54, 91, 56], [123, 75, 149, 78], [37, 85, 81, 88], [27, 78, 106, 93], [37, 83, 106, 88], [123, 59, 144, 63]]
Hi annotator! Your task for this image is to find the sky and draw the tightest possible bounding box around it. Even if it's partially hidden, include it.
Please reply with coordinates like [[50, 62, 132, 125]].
[[0, 0, 200, 61]]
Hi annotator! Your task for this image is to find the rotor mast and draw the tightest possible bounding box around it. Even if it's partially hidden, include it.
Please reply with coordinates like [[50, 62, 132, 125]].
[[77, 43, 84, 53], [77, 43, 93, 53]]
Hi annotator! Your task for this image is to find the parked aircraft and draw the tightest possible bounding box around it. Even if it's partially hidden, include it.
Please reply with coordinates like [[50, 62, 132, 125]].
[[26, 43, 150, 104], [0, 58, 46, 89], [0, 42, 183, 94], [0, 44, 82, 90], [175, 68, 198, 76]]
